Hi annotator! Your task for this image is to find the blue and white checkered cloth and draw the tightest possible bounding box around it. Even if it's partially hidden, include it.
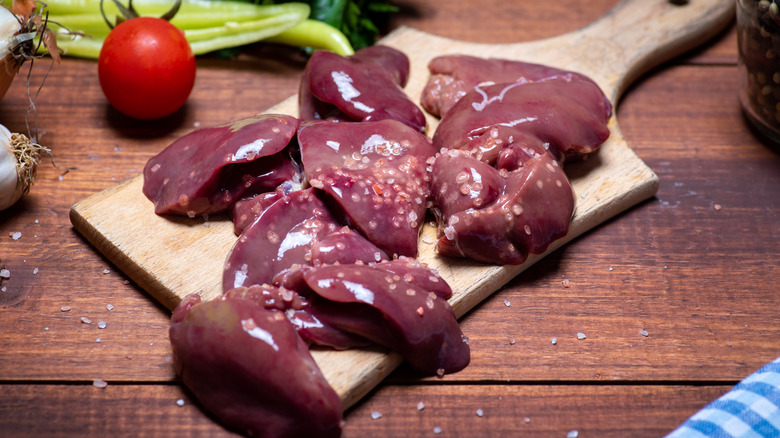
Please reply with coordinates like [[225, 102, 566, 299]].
[[666, 356, 780, 438]]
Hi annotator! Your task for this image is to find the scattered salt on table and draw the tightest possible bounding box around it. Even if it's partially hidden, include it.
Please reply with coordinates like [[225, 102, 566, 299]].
[[10, 231, 21, 240], [370, 411, 382, 420], [577, 333, 586, 340], [98, 321, 107, 329]]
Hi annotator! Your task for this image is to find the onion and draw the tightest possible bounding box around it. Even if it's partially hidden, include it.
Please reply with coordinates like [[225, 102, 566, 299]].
[[0, 1, 59, 211], [0, 1, 60, 101], [0, 123, 48, 211]]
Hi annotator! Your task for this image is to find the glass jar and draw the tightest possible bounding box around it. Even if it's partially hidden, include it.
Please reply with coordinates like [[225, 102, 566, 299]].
[[737, 0, 780, 144]]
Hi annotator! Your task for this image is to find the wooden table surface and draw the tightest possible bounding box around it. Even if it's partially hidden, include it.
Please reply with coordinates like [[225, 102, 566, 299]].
[[1, 0, 777, 436]]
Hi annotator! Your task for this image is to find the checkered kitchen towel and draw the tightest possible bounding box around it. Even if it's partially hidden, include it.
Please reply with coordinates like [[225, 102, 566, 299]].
[[666, 356, 780, 438]]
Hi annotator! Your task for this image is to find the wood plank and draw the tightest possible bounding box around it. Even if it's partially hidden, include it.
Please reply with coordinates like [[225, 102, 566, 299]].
[[0, 382, 733, 438]]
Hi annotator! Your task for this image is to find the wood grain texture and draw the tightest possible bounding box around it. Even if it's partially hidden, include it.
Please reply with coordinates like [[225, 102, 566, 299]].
[[0, 382, 733, 438], [1, 0, 778, 436], [66, 0, 739, 410]]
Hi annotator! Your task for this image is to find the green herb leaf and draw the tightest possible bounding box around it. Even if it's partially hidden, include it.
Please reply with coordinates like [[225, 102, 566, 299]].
[[263, 0, 397, 50]]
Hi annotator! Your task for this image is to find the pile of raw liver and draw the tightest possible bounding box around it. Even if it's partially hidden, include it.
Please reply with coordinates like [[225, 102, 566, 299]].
[[142, 46, 611, 438]]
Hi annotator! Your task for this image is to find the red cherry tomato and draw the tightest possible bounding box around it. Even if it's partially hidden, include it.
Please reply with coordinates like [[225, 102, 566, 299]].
[[98, 17, 196, 120]]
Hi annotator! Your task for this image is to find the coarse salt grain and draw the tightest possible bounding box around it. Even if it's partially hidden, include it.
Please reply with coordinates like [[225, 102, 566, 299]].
[[370, 411, 382, 420], [61, 306, 71, 312], [433, 427, 442, 434], [476, 408, 484, 417], [577, 333, 586, 340], [503, 299, 511, 307], [567, 430, 579, 438], [0, 269, 10, 279], [98, 321, 107, 329], [551, 337, 558, 345], [102, 269, 110, 275], [176, 399, 185, 407], [93, 379, 108, 388], [96, 338, 101, 343], [713, 203, 722, 211], [33, 268, 38, 275], [417, 401, 425, 411], [81, 317, 92, 324], [106, 304, 114, 311], [562, 279, 570, 288], [640, 329, 649, 337], [524, 417, 531, 423], [509, 339, 516, 345], [10, 232, 21, 240]]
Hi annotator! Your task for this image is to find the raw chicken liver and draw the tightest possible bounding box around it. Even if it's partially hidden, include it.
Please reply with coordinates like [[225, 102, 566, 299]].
[[431, 148, 574, 265], [222, 188, 387, 292], [143, 115, 299, 217], [169, 293, 343, 438], [299, 45, 426, 132], [298, 119, 435, 258], [432, 78, 611, 164], [421, 54, 610, 118], [299, 261, 469, 375]]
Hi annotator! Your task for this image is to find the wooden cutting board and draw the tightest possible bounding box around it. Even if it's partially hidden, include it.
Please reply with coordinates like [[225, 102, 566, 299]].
[[70, 0, 734, 410]]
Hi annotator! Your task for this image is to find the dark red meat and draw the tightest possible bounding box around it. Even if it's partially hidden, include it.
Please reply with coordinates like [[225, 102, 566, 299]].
[[299, 45, 426, 132], [432, 78, 612, 166], [229, 179, 303, 235], [300, 261, 469, 376], [222, 188, 389, 292], [142, 114, 300, 217], [298, 119, 435, 258], [431, 149, 574, 265], [421, 54, 610, 118], [169, 293, 343, 438]]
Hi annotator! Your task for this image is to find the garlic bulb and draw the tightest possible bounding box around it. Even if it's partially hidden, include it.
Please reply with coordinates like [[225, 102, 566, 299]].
[[0, 123, 47, 211]]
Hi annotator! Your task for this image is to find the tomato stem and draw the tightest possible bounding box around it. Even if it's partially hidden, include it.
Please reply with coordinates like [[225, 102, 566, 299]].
[[100, 0, 182, 29]]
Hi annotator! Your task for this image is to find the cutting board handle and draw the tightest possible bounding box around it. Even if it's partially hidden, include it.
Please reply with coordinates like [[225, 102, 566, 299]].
[[545, 0, 734, 101]]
